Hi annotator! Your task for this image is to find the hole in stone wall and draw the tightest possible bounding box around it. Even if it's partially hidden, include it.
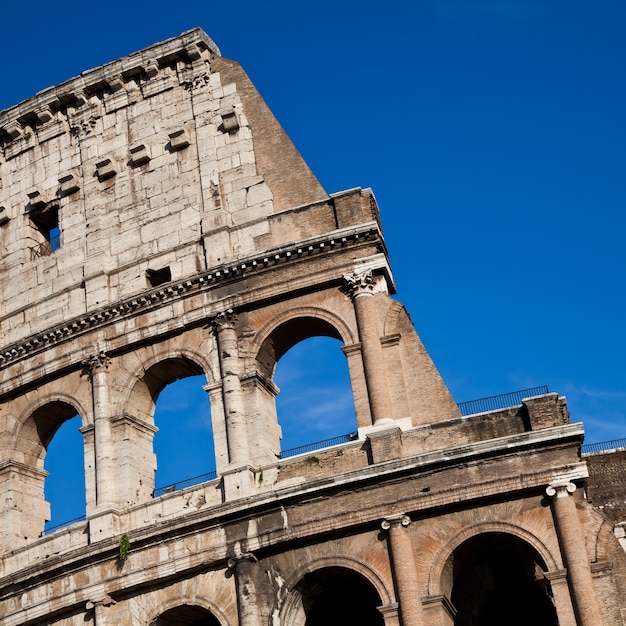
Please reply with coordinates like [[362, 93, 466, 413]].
[[29, 204, 60, 256], [153, 375, 215, 491], [275, 336, 357, 453], [44, 414, 86, 532], [146, 266, 172, 287]]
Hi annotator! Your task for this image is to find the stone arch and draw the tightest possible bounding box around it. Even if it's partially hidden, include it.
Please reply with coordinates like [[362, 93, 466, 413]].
[[427, 521, 559, 597], [429, 524, 560, 626], [146, 593, 229, 626], [250, 307, 360, 458], [6, 395, 87, 541], [13, 394, 87, 468], [122, 347, 213, 425], [284, 555, 393, 605], [590, 510, 618, 563], [253, 306, 356, 381], [382, 299, 407, 338], [280, 557, 390, 626], [114, 348, 216, 506]]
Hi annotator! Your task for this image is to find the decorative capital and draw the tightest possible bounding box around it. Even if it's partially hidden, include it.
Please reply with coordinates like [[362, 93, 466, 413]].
[[81, 351, 110, 378], [381, 514, 411, 531], [211, 309, 237, 332], [343, 270, 375, 298], [86, 595, 116, 610], [227, 551, 257, 570], [546, 482, 576, 498]]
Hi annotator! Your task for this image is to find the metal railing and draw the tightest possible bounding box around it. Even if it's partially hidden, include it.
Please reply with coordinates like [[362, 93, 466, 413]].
[[280, 432, 359, 459], [581, 438, 626, 455], [30, 234, 61, 259], [43, 514, 87, 536], [457, 386, 549, 416], [153, 470, 218, 498]]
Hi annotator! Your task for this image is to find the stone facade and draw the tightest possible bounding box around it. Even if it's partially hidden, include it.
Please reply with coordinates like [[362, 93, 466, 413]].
[[0, 28, 624, 625]]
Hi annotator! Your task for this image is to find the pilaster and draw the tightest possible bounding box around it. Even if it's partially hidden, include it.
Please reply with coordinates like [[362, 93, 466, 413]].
[[212, 310, 248, 466], [381, 514, 425, 626], [546, 479, 604, 626], [344, 270, 393, 425], [83, 351, 116, 511], [228, 552, 263, 626], [544, 569, 578, 626]]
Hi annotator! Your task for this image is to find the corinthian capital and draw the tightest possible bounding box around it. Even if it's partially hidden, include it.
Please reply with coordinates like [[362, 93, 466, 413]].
[[81, 351, 110, 378], [211, 309, 237, 332], [343, 270, 375, 298]]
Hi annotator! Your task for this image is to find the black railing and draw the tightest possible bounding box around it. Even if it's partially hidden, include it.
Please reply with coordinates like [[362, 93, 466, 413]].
[[30, 234, 61, 259], [280, 432, 359, 459], [581, 438, 626, 455], [457, 386, 549, 416], [153, 470, 218, 498], [43, 514, 87, 536]]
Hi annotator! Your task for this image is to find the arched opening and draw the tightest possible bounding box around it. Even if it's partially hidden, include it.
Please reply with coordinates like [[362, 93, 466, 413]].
[[121, 356, 216, 504], [292, 566, 384, 626], [447, 532, 558, 626], [257, 316, 357, 457], [150, 605, 220, 626], [257, 316, 344, 380], [275, 336, 357, 454], [14, 400, 85, 538], [153, 374, 215, 493], [44, 414, 85, 531]]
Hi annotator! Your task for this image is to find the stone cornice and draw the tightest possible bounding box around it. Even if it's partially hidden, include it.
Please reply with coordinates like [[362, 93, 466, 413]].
[[0, 223, 381, 372], [0, 460, 48, 480]]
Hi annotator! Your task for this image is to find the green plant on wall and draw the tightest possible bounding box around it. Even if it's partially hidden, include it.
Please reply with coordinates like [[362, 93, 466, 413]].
[[119, 533, 130, 561]]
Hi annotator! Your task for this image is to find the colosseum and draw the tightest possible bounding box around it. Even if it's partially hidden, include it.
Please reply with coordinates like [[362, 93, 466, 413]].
[[0, 28, 624, 626]]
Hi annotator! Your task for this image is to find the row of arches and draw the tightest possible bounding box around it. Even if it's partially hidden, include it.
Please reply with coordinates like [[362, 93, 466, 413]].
[[145, 533, 558, 626], [42, 335, 357, 530]]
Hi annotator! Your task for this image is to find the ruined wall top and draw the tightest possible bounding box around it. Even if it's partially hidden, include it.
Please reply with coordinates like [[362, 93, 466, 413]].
[[0, 28, 221, 128]]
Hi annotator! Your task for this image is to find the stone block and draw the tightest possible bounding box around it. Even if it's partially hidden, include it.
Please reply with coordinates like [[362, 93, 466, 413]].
[[130, 143, 151, 166], [58, 173, 80, 196], [95, 158, 117, 181]]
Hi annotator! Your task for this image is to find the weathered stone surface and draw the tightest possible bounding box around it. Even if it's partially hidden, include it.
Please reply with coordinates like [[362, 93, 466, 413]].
[[0, 27, 624, 626]]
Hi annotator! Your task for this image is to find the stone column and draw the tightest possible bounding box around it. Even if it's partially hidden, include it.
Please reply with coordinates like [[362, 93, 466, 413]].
[[546, 481, 604, 626], [344, 270, 392, 424], [212, 310, 248, 465], [382, 514, 425, 626], [228, 553, 262, 626], [86, 595, 116, 626], [84, 351, 116, 510]]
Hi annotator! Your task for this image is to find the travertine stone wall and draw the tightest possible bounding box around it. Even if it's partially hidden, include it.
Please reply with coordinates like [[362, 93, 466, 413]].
[[0, 27, 462, 548], [0, 28, 326, 346], [0, 28, 624, 626], [586, 449, 626, 523]]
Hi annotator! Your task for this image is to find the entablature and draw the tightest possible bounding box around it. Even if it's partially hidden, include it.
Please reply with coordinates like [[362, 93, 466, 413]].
[[0, 222, 386, 394]]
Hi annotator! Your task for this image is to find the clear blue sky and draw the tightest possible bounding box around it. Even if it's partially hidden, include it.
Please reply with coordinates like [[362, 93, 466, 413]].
[[2, 1, 624, 526]]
